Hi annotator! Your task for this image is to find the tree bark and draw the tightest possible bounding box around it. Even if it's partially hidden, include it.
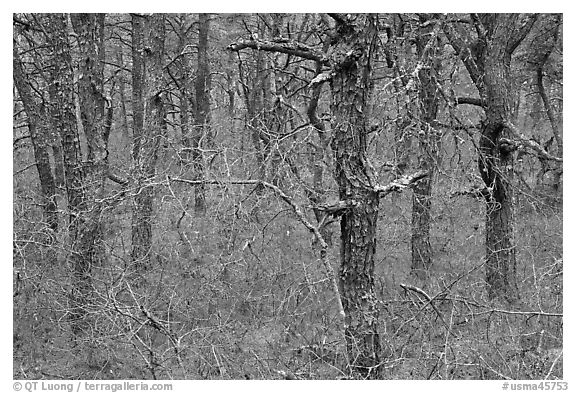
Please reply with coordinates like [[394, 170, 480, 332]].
[[131, 14, 166, 269], [131, 14, 145, 163], [70, 13, 108, 271], [228, 14, 428, 377], [328, 14, 382, 378], [410, 16, 442, 280], [192, 13, 211, 214], [444, 13, 536, 302], [175, 15, 194, 167], [306, 55, 333, 246], [45, 13, 93, 334], [13, 43, 59, 231], [479, 47, 519, 302], [237, 34, 267, 192]]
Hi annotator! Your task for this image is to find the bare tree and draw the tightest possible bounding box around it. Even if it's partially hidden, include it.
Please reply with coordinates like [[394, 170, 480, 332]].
[[13, 41, 59, 231], [45, 13, 94, 333], [231, 14, 428, 377], [192, 13, 211, 214], [131, 14, 166, 269], [444, 13, 541, 302]]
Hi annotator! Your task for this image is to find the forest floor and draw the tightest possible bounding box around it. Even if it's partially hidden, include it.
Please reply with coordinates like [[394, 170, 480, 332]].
[[13, 179, 562, 380]]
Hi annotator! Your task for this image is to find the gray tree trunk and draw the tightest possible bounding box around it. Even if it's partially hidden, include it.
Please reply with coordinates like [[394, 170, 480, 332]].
[[130, 14, 166, 270], [328, 15, 382, 378], [13, 43, 59, 232]]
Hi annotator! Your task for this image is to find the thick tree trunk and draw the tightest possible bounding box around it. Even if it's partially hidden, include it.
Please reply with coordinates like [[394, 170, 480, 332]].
[[479, 53, 519, 302], [51, 136, 66, 189], [131, 14, 166, 269], [13, 44, 59, 231], [443, 13, 535, 302], [329, 15, 381, 378], [476, 16, 521, 302], [70, 14, 108, 274], [46, 13, 93, 334]]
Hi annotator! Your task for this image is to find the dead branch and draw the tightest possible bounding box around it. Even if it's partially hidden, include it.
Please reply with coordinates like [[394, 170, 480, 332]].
[[374, 170, 429, 197], [228, 38, 328, 65], [504, 120, 562, 162]]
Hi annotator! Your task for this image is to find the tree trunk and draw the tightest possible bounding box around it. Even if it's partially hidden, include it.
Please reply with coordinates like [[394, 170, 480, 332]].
[[479, 50, 519, 302], [410, 18, 441, 279], [474, 15, 523, 302], [176, 16, 193, 167], [116, 48, 131, 141], [329, 15, 381, 378], [13, 43, 59, 232], [443, 13, 536, 302], [192, 13, 210, 214], [131, 14, 166, 269], [70, 13, 108, 272], [51, 136, 66, 189], [131, 15, 145, 163], [46, 13, 93, 334], [306, 57, 333, 246], [237, 47, 267, 193]]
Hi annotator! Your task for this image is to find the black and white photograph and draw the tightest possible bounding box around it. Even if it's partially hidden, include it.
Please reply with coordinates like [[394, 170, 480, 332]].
[[12, 12, 565, 384]]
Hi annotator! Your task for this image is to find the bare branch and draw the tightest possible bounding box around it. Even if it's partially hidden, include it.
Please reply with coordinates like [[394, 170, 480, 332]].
[[471, 308, 562, 318], [443, 20, 482, 85], [504, 120, 562, 162], [308, 71, 332, 87], [327, 13, 349, 27], [400, 283, 456, 337], [228, 38, 328, 65], [13, 134, 31, 146], [470, 13, 487, 41], [455, 96, 484, 107], [374, 170, 429, 197], [168, 176, 345, 320], [507, 14, 538, 54], [107, 170, 129, 186], [536, 53, 562, 152], [450, 186, 491, 200], [314, 171, 429, 217]]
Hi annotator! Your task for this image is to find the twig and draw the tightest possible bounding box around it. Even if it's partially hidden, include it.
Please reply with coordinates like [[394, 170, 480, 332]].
[[504, 120, 562, 162], [399, 283, 457, 337], [168, 176, 346, 321], [544, 349, 563, 380]]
